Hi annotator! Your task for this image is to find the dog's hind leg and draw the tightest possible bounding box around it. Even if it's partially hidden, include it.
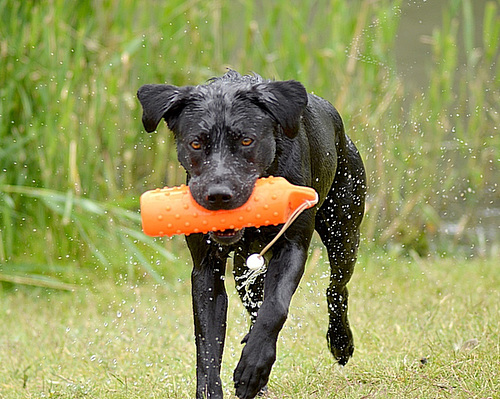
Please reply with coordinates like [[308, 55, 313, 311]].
[[315, 137, 366, 366]]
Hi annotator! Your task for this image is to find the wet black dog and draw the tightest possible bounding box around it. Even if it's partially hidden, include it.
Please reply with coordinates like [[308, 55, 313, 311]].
[[137, 70, 366, 399]]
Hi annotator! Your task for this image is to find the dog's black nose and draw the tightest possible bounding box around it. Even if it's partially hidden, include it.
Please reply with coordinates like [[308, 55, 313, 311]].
[[206, 185, 234, 209]]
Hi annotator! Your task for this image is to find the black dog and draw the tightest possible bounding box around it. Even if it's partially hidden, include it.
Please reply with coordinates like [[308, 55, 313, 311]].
[[137, 70, 366, 399]]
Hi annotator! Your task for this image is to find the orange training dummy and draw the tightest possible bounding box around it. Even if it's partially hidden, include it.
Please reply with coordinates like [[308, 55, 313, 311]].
[[140, 176, 318, 237]]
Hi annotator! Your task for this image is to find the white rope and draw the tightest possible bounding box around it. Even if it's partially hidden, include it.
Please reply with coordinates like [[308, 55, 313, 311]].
[[245, 197, 317, 271]]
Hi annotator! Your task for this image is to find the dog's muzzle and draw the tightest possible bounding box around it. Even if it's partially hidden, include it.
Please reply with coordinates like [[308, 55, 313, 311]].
[[209, 228, 245, 245]]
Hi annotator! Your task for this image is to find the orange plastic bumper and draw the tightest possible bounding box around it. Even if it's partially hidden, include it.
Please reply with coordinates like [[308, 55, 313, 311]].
[[140, 176, 318, 237]]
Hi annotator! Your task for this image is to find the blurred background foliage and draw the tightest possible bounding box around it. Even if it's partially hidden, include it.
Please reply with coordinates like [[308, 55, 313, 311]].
[[0, 0, 498, 287]]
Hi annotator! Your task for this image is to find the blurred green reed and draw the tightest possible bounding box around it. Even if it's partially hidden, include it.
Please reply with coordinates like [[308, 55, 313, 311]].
[[0, 0, 498, 285]]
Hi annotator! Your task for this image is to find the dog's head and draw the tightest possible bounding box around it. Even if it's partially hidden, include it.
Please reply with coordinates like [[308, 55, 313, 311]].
[[137, 72, 307, 242]]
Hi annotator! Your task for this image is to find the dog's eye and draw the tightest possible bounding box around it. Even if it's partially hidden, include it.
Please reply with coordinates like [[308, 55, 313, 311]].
[[241, 138, 253, 147], [190, 140, 202, 150]]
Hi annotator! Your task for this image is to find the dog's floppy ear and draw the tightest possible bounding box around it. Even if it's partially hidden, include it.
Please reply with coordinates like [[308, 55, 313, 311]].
[[249, 80, 308, 138], [137, 84, 194, 133]]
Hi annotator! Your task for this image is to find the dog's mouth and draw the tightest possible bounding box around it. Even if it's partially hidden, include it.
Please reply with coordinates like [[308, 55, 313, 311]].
[[209, 228, 245, 245]]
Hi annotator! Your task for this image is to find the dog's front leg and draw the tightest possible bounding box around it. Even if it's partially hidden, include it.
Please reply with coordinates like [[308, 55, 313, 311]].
[[187, 235, 229, 399], [233, 224, 313, 399]]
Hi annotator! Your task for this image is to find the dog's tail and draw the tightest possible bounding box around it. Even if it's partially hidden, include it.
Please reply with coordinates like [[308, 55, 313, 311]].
[[333, 112, 367, 224]]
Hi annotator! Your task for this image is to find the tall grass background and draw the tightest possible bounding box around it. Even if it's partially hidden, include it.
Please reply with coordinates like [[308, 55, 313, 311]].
[[0, 0, 498, 286]]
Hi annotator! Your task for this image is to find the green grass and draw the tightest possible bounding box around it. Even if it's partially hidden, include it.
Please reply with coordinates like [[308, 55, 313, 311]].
[[1, 251, 498, 398], [0, 0, 498, 285]]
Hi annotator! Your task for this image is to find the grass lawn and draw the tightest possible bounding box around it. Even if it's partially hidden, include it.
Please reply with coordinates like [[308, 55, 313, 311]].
[[1, 246, 498, 398]]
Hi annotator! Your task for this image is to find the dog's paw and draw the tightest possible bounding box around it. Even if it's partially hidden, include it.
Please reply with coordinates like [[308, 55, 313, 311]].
[[233, 340, 275, 399], [331, 343, 354, 366], [327, 327, 354, 365], [329, 341, 354, 366], [257, 385, 268, 396]]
